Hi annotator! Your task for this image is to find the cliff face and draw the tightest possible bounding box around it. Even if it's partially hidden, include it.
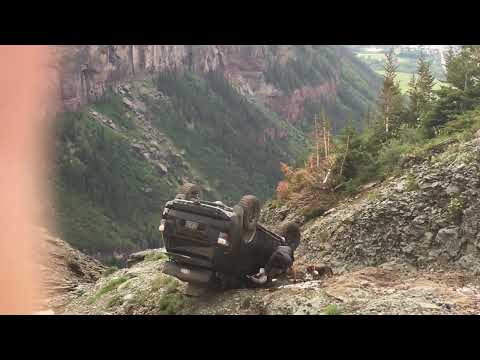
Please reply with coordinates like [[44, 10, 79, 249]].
[[59, 45, 256, 109], [60, 45, 188, 109], [58, 45, 378, 125]]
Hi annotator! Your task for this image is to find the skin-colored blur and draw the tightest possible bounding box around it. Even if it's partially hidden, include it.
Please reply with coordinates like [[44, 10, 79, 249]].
[[0, 46, 57, 314]]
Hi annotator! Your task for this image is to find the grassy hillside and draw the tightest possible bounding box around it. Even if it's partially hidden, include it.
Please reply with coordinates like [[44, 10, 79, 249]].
[[55, 110, 172, 255], [353, 47, 445, 93], [151, 70, 307, 203]]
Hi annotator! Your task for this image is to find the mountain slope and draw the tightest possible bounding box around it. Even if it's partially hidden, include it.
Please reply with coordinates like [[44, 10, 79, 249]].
[[62, 130, 480, 315], [54, 45, 381, 256]]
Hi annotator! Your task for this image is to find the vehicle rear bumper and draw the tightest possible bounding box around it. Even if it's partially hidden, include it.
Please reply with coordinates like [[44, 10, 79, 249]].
[[163, 261, 214, 284], [165, 251, 214, 269]]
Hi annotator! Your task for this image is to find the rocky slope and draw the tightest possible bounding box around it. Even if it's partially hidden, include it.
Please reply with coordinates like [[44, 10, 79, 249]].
[[36, 227, 107, 313], [62, 250, 480, 315], [289, 131, 480, 275], [59, 131, 480, 315]]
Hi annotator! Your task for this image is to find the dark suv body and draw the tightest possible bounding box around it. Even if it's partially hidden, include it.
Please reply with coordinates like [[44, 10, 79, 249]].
[[160, 197, 286, 288]]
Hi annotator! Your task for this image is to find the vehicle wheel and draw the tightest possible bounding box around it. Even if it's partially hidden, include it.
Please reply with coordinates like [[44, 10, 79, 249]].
[[176, 183, 202, 201], [238, 195, 261, 244]]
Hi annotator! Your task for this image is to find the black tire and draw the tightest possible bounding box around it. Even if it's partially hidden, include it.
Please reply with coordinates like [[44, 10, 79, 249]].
[[238, 195, 261, 244], [176, 183, 202, 201]]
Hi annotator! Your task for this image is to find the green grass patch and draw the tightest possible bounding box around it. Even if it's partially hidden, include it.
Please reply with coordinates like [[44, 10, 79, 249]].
[[149, 274, 187, 314], [157, 293, 187, 315], [98, 276, 128, 296], [367, 191, 380, 202], [144, 252, 167, 262], [151, 275, 180, 293], [87, 276, 129, 305], [323, 304, 343, 315], [107, 294, 124, 308]]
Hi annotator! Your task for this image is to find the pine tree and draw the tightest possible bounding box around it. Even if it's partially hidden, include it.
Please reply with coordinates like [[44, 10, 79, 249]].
[[416, 54, 436, 114], [378, 48, 403, 136], [363, 106, 373, 129], [444, 46, 455, 73], [446, 45, 480, 91], [407, 73, 419, 123]]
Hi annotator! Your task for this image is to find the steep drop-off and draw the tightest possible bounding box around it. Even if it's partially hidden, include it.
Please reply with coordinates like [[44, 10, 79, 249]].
[[54, 45, 381, 256]]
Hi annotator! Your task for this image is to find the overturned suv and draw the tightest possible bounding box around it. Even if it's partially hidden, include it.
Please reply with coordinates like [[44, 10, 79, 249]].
[[160, 183, 298, 288]]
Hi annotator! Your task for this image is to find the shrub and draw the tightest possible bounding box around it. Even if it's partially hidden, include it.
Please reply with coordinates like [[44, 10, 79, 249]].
[[87, 276, 128, 304], [323, 304, 342, 315], [144, 252, 167, 262], [157, 293, 187, 315], [447, 195, 464, 224]]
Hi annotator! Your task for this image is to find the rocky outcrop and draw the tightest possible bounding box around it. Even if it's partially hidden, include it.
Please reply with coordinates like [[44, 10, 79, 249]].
[[112, 82, 186, 177]]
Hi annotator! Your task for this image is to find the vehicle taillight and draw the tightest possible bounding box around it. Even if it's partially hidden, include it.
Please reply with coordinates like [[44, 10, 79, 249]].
[[217, 232, 229, 246], [159, 219, 166, 232]]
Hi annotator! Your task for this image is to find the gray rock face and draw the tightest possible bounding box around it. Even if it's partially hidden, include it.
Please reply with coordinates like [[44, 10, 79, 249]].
[[436, 228, 464, 258], [446, 185, 461, 195], [458, 254, 480, 275], [436, 227, 459, 243]]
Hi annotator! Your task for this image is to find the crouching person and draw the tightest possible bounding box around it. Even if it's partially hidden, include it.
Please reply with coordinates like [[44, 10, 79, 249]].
[[248, 222, 301, 286]]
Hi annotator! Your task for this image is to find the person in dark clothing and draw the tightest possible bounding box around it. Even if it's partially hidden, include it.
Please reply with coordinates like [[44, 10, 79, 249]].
[[264, 245, 294, 278], [247, 222, 301, 285], [283, 222, 301, 252]]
